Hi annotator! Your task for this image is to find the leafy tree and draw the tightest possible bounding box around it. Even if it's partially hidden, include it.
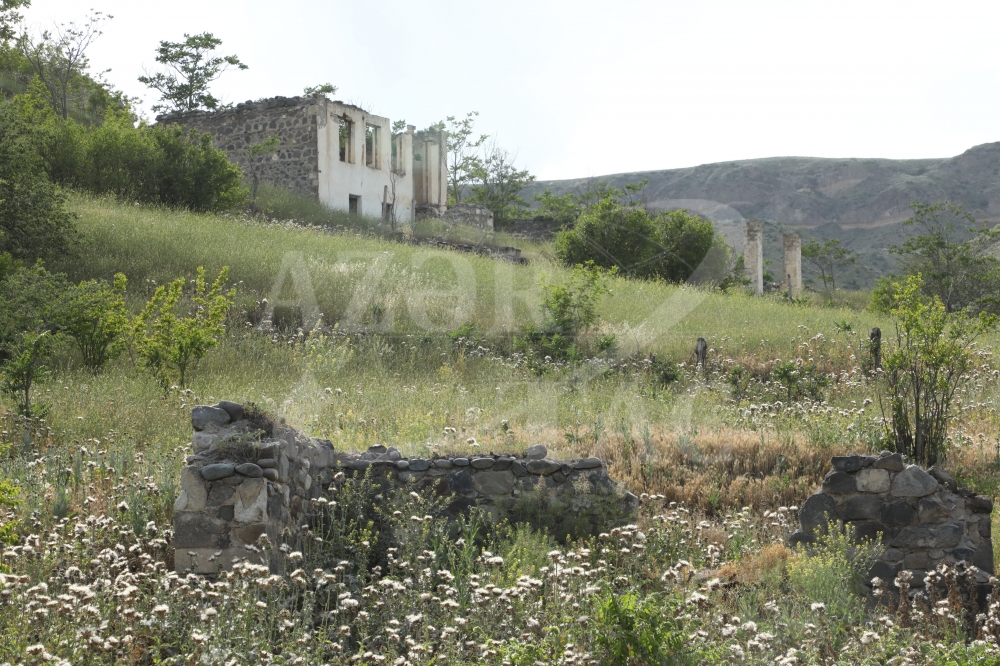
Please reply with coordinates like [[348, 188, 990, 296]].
[[0, 99, 76, 258], [885, 201, 1000, 314], [878, 274, 996, 466], [467, 140, 534, 226], [554, 194, 724, 283], [0, 261, 69, 416], [531, 189, 580, 224], [303, 82, 337, 96], [133, 266, 235, 388], [431, 112, 488, 204], [802, 238, 856, 292], [17, 10, 109, 120], [0, 0, 28, 43], [138, 32, 247, 113], [57, 273, 129, 372]]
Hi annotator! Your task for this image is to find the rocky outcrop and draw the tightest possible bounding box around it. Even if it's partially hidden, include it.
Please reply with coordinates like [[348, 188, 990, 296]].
[[791, 453, 994, 592], [173, 401, 637, 574]]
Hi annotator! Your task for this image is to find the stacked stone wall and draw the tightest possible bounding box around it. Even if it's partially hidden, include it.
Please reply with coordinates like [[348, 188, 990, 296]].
[[174, 401, 637, 574], [157, 96, 321, 198], [792, 453, 994, 592]]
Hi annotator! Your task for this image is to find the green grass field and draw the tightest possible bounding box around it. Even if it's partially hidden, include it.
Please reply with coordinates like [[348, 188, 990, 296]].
[[3, 194, 1000, 664]]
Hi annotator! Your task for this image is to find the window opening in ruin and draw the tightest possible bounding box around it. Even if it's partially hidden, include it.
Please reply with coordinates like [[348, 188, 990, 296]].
[[339, 117, 352, 163], [349, 195, 360, 216], [365, 123, 379, 168]]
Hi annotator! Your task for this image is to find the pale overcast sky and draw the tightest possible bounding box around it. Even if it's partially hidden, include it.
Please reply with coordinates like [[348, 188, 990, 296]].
[[22, 0, 1000, 180]]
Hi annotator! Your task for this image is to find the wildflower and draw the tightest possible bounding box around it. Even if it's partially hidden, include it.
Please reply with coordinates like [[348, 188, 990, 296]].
[[152, 604, 168, 617], [810, 602, 825, 613], [116, 501, 129, 512], [26, 644, 46, 656]]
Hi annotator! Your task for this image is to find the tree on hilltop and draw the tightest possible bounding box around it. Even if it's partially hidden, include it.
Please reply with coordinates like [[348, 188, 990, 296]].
[[139, 32, 247, 113]]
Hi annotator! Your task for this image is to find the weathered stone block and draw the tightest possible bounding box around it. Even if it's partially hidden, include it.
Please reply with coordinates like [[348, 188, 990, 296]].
[[262, 468, 279, 481], [980, 515, 992, 538], [232, 523, 266, 545], [874, 452, 905, 472], [395, 460, 410, 470], [845, 494, 883, 521], [450, 469, 474, 495], [974, 539, 995, 574], [472, 471, 516, 496], [471, 457, 495, 470], [822, 471, 856, 494], [235, 478, 268, 523], [903, 551, 930, 569], [257, 458, 278, 469], [883, 548, 905, 563], [207, 484, 235, 507], [575, 458, 602, 470], [892, 523, 963, 549], [526, 445, 547, 460], [832, 455, 864, 472], [191, 405, 231, 431], [851, 520, 887, 543], [527, 460, 561, 476], [409, 459, 430, 472], [855, 468, 890, 493], [799, 493, 837, 533], [192, 431, 220, 454], [218, 505, 234, 521], [492, 457, 513, 471], [180, 466, 208, 511], [928, 467, 957, 492], [202, 463, 236, 481], [236, 463, 263, 478], [214, 401, 244, 422], [433, 459, 454, 470], [917, 497, 950, 524], [891, 466, 939, 498], [867, 560, 899, 586], [880, 500, 915, 526], [175, 512, 228, 548], [967, 495, 994, 513], [452, 458, 469, 467]]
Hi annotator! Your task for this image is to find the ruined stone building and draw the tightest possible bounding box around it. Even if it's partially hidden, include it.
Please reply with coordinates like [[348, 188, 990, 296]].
[[157, 95, 448, 224]]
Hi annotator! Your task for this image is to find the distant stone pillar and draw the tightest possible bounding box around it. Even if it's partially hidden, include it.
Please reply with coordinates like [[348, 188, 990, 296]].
[[783, 233, 802, 298], [744, 220, 763, 295]]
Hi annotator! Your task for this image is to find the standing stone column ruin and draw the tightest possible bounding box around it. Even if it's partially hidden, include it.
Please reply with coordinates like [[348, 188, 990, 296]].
[[744, 220, 763, 295], [783, 233, 803, 298]]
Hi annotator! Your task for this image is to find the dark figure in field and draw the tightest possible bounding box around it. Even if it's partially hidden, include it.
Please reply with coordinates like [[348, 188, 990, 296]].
[[695, 337, 708, 369], [870, 327, 882, 372]]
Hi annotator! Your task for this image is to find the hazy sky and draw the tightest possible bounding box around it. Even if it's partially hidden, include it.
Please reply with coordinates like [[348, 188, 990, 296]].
[[21, 0, 1000, 180]]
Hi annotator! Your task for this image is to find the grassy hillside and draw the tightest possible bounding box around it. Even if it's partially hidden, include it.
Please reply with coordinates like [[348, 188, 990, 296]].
[[3, 196, 1000, 664]]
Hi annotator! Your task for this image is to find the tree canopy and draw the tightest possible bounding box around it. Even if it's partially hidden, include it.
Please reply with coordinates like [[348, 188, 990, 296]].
[[138, 32, 247, 113]]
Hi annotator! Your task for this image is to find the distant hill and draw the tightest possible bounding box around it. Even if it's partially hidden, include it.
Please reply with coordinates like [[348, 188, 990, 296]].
[[521, 142, 1000, 289]]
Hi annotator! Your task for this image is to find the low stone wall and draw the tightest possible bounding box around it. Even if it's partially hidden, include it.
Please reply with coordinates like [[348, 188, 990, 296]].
[[173, 401, 637, 574], [791, 453, 995, 591], [441, 203, 494, 230]]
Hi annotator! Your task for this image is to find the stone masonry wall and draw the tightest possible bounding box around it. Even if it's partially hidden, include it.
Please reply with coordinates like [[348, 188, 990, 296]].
[[157, 95, 321, 198], [792, 453, 995, 592], [173, 401, 638, 574]]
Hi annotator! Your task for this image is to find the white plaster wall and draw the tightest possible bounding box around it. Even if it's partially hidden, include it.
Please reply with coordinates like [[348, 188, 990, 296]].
[[315, 100, 414, 225]]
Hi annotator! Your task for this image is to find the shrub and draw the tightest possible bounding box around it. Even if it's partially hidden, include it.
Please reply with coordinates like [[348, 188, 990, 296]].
[[879, 274, 996, 465], [514, 261, 613, 368], [554, 195, 727, 284], [595, 592, 691, 665], [56, 272, 129, 372], [786, 522, 881, 618], [0, 99, 76, 259], [132, 266, 236, 388]]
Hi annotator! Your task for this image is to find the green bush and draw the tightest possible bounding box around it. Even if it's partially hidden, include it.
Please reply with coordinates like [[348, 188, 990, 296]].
[[596, 592, 691, 665], [0, 100, 76, 259], [554, 195, 728, 284], [11, 91, 246, 212]]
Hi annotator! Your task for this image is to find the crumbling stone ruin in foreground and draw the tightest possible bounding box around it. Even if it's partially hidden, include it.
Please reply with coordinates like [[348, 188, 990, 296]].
[[792, 453, 995, 597], [173, 402, 638, 574]]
